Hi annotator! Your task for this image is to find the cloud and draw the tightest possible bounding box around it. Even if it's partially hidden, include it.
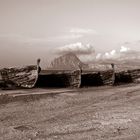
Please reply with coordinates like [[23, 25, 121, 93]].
[[95, 50, 115, 60], [70, 28, 97, 34], [110, 50, 116, 55], [120, 46, 130, 52], [95, 46, 130, 60], [58, 42, 95, 55], [96, 53, 102, 59]]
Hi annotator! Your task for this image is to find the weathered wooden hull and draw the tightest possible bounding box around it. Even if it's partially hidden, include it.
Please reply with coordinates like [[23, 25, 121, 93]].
[[115, 71, 132, 85], [100, 70, 113, 85], [36, 70, 81, 88], [128, 69, 140, 83], [80, 70, 113, 87], [0, 65, 38, 88], [81, 72, 103, 87], [115, 69, 140, 84]]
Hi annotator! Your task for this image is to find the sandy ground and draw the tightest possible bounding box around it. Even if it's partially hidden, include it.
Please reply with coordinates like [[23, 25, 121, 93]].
[[1, 84, 140, 140]]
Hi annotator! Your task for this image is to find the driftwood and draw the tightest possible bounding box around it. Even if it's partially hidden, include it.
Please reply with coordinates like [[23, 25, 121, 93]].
[[0, 65, 38, 89]]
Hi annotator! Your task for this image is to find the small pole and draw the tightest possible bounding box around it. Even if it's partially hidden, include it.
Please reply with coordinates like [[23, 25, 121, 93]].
[[37, 58, 41, 73], [37, 58, 41, 66]]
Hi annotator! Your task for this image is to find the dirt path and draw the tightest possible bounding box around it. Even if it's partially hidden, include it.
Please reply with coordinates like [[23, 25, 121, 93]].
[[1, 84, 140, 140]]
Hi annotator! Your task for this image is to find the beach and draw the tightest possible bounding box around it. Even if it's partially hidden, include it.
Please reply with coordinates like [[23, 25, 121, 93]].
[[0, 84, 140, 139]]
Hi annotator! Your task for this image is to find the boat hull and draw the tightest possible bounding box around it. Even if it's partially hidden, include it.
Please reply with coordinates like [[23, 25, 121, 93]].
[[0, 65, 38, 88]]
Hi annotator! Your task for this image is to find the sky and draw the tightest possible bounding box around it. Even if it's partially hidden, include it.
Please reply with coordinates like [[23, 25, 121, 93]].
[[0, 0, 140, 67]]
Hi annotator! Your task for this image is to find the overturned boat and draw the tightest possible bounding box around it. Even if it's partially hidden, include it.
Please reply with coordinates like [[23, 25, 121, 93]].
[[36, 69, 81, 88], [0, 65, 38, 89], [0, 59, 41, 89]]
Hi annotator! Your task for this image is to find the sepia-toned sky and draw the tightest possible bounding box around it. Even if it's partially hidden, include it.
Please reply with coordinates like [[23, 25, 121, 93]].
[[0, 0, 140, 67]]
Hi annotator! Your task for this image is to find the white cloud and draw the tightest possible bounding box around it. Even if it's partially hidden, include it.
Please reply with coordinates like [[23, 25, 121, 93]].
[[70, 28, 97, 34], [96, 53, 102, 59], [95, 49, 118, 60], [120, 46, 130, 52], [105, 52, 109, 56], [95, 46, 131, 60], [104, 50, 119, 59], [58, 42, 95, 55], [110, 50, 116, 55]]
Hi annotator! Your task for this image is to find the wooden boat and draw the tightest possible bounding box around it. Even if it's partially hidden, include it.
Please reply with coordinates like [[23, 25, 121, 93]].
[[0, 65, 38, 88], [36, 69, 81, 88]]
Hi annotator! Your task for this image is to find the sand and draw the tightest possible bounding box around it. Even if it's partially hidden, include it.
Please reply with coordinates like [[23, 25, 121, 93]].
[[0, 84, 140, 139]]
